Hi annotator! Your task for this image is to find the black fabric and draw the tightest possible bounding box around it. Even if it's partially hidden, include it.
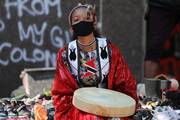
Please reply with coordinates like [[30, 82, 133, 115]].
[[72, 21, 94, 37], [148, 0, 180, 10], [145, 6, 180, 61]]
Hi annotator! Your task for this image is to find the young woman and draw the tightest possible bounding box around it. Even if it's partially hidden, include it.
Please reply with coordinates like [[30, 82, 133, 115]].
[[51, 3, 138, 120]]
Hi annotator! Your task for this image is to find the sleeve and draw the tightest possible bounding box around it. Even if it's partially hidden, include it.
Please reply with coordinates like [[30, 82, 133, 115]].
[[51, 48, 74, 120], [112, 47, 138, 120], [51, 48, 101, 120], [113, 50, 138, 102]]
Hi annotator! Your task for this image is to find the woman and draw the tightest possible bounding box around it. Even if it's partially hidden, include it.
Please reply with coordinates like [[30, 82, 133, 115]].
[[51, 3, 138, 120]]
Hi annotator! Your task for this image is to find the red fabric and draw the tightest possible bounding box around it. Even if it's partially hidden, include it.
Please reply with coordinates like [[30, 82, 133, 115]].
[[160, 23, 180, 81], [51, 42, 138, 120]]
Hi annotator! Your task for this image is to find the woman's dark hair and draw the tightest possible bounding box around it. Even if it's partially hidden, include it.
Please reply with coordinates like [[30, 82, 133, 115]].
[[69, 4, 101, 40]]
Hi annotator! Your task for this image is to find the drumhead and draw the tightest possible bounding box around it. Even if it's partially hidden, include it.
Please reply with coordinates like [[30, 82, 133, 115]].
[[72, 87, 136, 117]]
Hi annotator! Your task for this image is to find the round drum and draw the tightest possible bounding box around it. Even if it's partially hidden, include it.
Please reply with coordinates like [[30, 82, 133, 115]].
[[72, 87, 136, 117]]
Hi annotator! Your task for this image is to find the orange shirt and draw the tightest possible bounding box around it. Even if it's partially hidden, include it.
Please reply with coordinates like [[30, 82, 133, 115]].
[[34, 103, 48, 120]]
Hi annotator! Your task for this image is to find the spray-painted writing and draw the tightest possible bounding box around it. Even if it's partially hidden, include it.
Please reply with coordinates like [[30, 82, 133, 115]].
[[18, 21, 70, 48], [0, 0, 70, 67], [18, 21, 47, 46], [5, 0, 62, 19], [0, 42, 56, 67], [0, 20, 5, 32]]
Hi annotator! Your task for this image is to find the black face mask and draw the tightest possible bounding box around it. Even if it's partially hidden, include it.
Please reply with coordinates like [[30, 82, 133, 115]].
[[72, 21, 94, 36]]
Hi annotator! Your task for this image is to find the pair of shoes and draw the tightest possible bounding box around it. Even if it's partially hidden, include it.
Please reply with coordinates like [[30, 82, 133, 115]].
[[17, 104, 30, 117], [152, 106, 180, 120]]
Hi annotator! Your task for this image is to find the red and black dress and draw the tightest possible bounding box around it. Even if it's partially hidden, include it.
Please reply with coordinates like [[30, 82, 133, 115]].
[[51, 38, 138, 120]]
